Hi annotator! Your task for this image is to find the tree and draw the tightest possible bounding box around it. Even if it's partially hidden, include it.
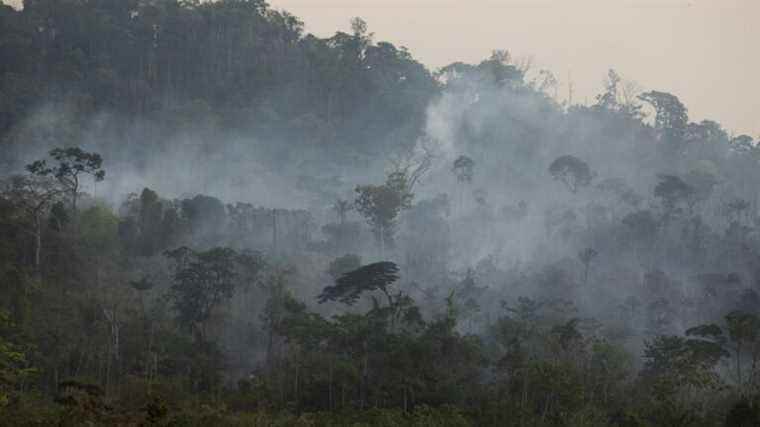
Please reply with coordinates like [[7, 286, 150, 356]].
[[596, 177, 642, 208], [318, 261, 400, 307], [260, 266, 293, 369], [26, 147, 105, 213], [640, 331, 727, 425], [0, 175, 63, 269], [730, 135, 755, 154], [548, 155, 593, 193], [639, 90, 688, 148], [724, 311, 760, 388], [725, 198, 751, 224], [642, 333, 727, 395], [577, 247, 598, 288], [354, 172, 413, 255], [683, 167, 718, 210], [388, 141, 435, 193], [137, 188, 164, 256], [332, 199, 352, 225], [180, 195, 226, 241], [0, 311, 36, 409], [79, 204, 120, 257], [452, 155, 475, 214], [619, 295, 642, 326], [454, 269, 487, 332], [452, 155, 475, 184], [595, 69, 622, 111], [653, 174, 695, 220], [165, 246, 240, 342]]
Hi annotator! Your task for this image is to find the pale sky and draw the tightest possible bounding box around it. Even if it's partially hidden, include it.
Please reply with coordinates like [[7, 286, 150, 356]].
[[270, 0, 759, 137]]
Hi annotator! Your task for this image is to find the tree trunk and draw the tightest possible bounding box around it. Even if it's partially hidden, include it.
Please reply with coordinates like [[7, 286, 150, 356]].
[[294, 355, 300, 412], [378, 224, 384, 259], [752, 346, 758, 390], [737, 343, 743, 388], [266, 317, 274, 370], [361, 342, 369, 409], [272, 209, 278, 252], [71, 180, 79, 213], [34, 215, 42, 271], [328, 358, 334, 410]]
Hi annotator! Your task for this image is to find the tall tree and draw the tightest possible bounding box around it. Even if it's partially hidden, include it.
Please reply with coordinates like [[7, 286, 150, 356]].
[[549, 155, 593, 193], [165, 246, 240, 342], [318, 261, 400, 307], [26, 147, 105, 213], [639, 90, 688, 150], [577, 247, 598, 289], [0, 175, 63, 269], [354, 171, 413, 256]]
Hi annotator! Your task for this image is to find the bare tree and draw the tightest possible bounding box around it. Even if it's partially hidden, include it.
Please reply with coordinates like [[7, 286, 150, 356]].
[[1, 175, 63, 270], [388, 136, 436, 192]]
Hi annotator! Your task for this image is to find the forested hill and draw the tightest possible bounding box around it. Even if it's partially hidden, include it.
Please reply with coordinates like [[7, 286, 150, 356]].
[[5, 1, 760, 426], [0, 0, 437, 165]]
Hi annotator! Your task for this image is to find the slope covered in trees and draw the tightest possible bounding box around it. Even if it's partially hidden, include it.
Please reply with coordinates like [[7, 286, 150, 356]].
[[0, 0, 436, 175], [1, 1, 760, 426]]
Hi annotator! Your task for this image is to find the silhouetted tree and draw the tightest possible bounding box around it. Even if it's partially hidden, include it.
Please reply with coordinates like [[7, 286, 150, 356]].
[[26, 147, 105, 212], [549, 155, 593, 193], [318, 261, 400, 307]]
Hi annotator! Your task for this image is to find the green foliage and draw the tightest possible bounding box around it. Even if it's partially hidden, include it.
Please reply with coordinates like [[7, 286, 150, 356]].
[[725, 311, 760, 346], [642, 334, 728, 396], [0, 0, 435, 163], [354, 172, 414, 250], [318, 262, 400, 306], [78, 204, 120, 254], [0, 311, 36, 410], [26, 147, 105, 211], [137, 188, 163, 256], [1, 2, 760, 425], [165, 246, 241, 337], [639, 90, 689, 147]]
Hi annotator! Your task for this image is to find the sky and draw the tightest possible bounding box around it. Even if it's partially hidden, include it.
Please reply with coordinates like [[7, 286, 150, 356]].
[[269, 0, 759, 137]]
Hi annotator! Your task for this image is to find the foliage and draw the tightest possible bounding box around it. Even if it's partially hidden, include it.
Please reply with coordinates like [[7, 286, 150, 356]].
[[452, 155, 475, 184], [26, 147, 105, 211], [318, 261, 400, 306], [548, 155, 593, 193], [354, 172, 413, 250], [165, 246, 242, 338], [1, 2, 760, 425]]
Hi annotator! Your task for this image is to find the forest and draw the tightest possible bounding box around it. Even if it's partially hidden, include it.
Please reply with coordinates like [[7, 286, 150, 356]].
[[1, 0, 760, 425]]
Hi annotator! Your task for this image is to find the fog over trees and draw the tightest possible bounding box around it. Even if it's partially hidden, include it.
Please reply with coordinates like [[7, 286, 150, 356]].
[[0, 1, 759, 425]]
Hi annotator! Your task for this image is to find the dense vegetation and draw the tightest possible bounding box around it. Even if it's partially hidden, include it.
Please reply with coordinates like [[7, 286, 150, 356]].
[[1, 0, 760, 425]]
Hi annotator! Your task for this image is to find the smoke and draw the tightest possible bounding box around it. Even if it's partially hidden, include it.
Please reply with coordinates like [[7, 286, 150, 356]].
[[395, 68, 758, 344], [3, 58, 757, 350], [2, 102, 381, 213]]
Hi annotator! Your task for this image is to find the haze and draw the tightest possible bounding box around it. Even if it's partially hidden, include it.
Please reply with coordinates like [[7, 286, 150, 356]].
[[5, 0, 760, 424], [271, 0, 759, 137]]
